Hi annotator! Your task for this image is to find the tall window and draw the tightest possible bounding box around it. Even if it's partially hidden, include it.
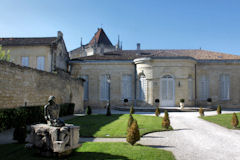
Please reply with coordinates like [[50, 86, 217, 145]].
[[81, 75, 89, 100], [21, 56, 29, 67], [220, 74, 230, 100], [100, 75, 110, 100], [200, 75, 209, 100], [37, 56, 45, 70], [188, 78, 193, 101], [139, 75, 147, 101], [121, 75, 132, 99]]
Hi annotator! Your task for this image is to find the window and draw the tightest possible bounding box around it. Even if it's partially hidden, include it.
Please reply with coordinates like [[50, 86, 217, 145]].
[[188, 78, 193, 100], [121, 75, 132, 99], [200, 75, 209, 100], [100, 75, 110, 100], [220, 74, 230, 100], [37, 56, 45, 70], [80, 75, 89, 100], [138, 76, 147, 100], [21, 56, 29, 67]]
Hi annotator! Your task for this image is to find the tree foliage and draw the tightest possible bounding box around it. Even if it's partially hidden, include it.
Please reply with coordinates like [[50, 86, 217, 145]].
[[126, 119, 140, 145], [155, 107, 160, 117], [199, 107, 204, 117], [0, 46, 11, 61], [162, 110, 170, 129], [231, 112, 239, 128], [217, 105, 222, 115], [130, 105, 135, 114]]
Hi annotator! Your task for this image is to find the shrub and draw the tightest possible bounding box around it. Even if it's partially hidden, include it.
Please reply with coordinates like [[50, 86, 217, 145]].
[[106, 105, 111, 116], [127, 114, 134, 129], [199, 107, 204, 117], [130, 106, 135, 114], [86, 106, 92, 115], [155, 107, 160, 117], [180, 99, 185, 103], [13, 126, 27, 143], [162, 110, 170, 129], [231, 113, 239, 128], [207, 98, 212, 102], [217, 105, 222, 115], [126, 119, 140, 145]]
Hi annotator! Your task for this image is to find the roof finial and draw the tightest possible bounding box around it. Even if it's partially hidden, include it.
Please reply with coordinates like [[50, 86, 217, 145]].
[[80, 37, 83, 47], [117, 35, 120, 47]]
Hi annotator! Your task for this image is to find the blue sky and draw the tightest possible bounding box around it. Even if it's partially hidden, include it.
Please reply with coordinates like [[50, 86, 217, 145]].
[[0, 0, 239, 54]]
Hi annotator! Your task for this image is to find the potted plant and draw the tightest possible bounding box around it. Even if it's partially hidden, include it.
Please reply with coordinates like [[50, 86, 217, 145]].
[[124, 99, 128, 106], [180, 99, 185, 109], [207, 98, 212, 106]]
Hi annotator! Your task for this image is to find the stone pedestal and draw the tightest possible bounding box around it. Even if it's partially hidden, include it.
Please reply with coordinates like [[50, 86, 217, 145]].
[[27, 123, 80, 156]]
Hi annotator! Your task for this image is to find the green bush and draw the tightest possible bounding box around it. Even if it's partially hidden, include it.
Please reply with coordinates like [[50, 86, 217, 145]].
[[86, 106, 92, 115], [130, 106, 135, 114], [127, 114, 134, 129], [0, 103, 75, 132], [231, 112, 239, 128], [199, 107, 204, 117], [13, 126, 27, 143], [126, 119, 140, 145], [162, 110, 170, 129], [217, 105, 222, 115], [155, 107, 160, 117]]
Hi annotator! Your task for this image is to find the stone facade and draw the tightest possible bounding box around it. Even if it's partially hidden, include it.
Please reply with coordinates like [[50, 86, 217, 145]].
[[70, 53, 240, 109], [0, 31, 69, 72], [0, 60, 84, 113]]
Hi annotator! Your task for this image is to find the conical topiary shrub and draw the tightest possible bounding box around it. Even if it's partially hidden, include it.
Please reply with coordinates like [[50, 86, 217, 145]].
[[128, 114, 134, 128], [162, 110, 170, 129], [231, 112, 239, 128], [155, 107, 160, 117], [86, 106, 92, 115], [199, 107, 204, 117], [126, 119, 140, 145], [106, 104, 111, 116], [130, 105, 135, 114], [217, 105, 222, 115], [13, 125, 27, 143]]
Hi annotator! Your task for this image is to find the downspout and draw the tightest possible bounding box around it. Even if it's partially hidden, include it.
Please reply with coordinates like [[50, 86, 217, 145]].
[[195, 63, 197, 107], [134, 63, 137, 107]]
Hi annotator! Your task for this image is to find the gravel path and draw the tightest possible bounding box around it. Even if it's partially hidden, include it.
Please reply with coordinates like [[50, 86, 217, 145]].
[[80, 111, 240, 160]]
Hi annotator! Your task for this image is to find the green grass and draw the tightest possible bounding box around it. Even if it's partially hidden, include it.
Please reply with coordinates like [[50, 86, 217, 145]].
[[66, 114, 172, 137], [0, 142, 175, 160], [201, 113, 240, 129]]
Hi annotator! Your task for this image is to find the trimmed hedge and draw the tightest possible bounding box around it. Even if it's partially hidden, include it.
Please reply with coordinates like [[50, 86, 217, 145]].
[[0, 103, 75, 132]]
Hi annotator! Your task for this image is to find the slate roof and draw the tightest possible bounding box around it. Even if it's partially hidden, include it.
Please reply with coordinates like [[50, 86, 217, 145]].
[[88, 28, 113, 46], [0, 37, 57, 46], [71, 49, 240, 61]]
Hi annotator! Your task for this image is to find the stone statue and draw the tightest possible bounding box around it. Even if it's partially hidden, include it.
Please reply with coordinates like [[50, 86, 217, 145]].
[[27, 96, 80, 157], [44, 96, 65, 127]]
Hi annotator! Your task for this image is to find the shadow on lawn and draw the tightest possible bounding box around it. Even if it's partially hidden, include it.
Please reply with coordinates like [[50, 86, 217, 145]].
[[72, 152, 129, 160], [66, 114, 123, 137]]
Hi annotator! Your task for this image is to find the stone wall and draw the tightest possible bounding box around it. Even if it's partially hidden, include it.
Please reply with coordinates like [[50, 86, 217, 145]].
[[0, 60, 84, 113]]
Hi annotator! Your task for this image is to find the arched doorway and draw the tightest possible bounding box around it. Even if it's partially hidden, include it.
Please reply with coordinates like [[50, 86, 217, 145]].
[[160, 75, 175, 106]]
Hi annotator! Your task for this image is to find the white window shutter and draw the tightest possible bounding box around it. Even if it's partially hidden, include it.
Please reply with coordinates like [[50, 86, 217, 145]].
[[122, 75, 132, 99], [100, 75, 105, 100], [37, 56, 45, 70], [81, 75, 89, 100], [22, 57, 29, 67], [188, 79, 193, 100]]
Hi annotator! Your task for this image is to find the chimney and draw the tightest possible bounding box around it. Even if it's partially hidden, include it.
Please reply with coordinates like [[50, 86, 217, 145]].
[[137, 43, 141, 50]]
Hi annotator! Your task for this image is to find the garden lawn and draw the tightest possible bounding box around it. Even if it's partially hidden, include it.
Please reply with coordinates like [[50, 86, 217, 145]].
[[66, 114, 172, 137], [0, 142, 175, 160], [201, 113, 240, 129]]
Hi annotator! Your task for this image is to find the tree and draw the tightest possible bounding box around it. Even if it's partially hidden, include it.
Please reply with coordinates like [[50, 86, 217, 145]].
[[126, 119, 140, 145], [199, 107, 204, 117], [127, 114, 134, 131], [217, 105, 222, 115], [155, 107, 160, 117], [162, 110, 170, 129], [0, 46, 11, 61], [130, 105, 135, 114], [231, 113, 239, 128], [86, 106, 92, 115]]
